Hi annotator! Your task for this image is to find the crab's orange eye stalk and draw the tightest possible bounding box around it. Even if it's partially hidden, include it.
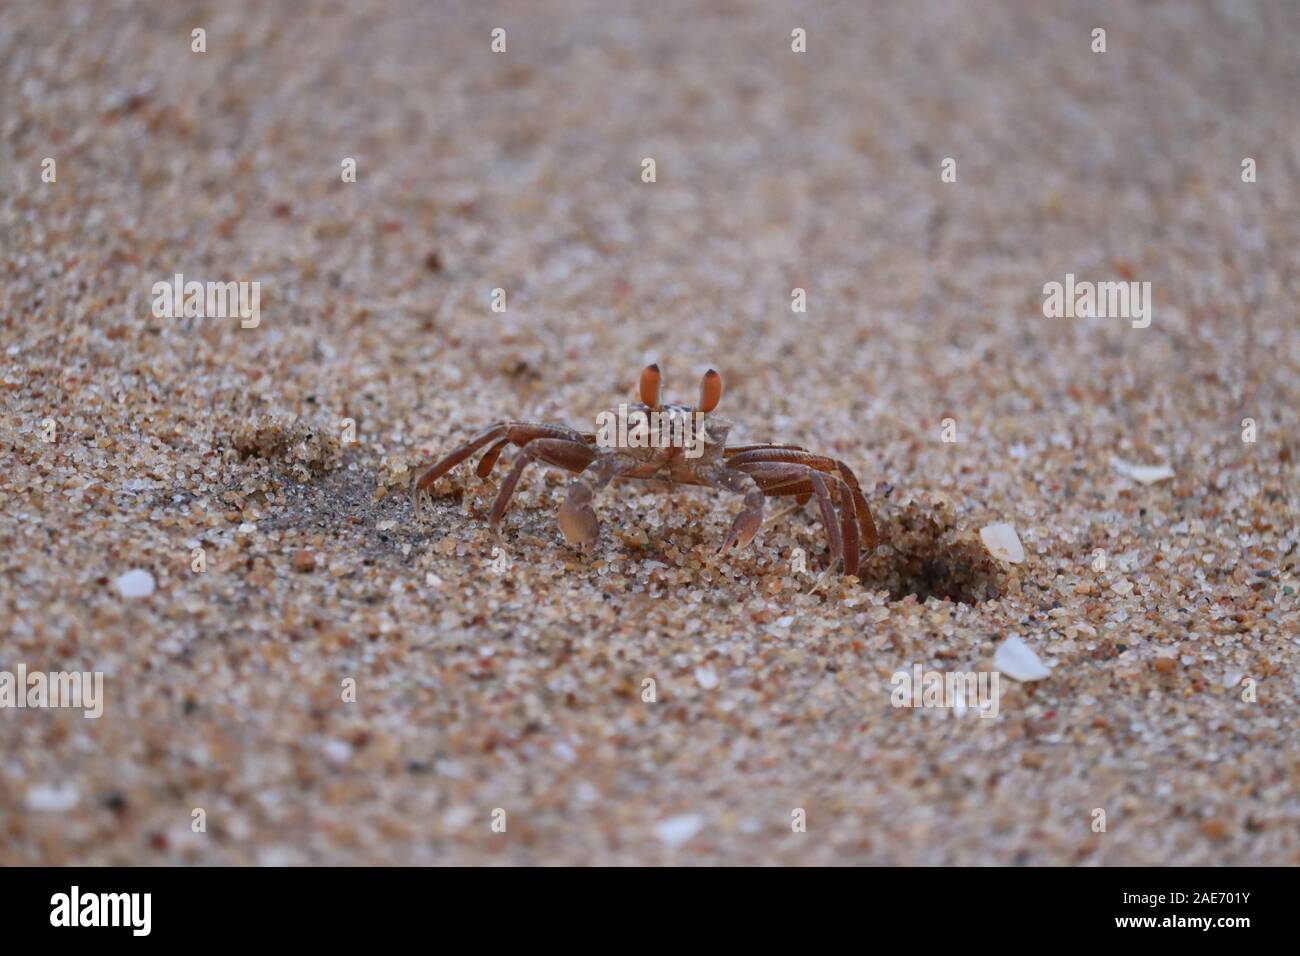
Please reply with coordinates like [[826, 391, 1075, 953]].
[[640, 363, 661, 408], [699, 369, 722, 413]]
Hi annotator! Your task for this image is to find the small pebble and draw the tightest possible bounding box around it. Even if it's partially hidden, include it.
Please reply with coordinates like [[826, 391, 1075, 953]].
[[114, 569, 155, 598], [1199, 818, 1230, 840]]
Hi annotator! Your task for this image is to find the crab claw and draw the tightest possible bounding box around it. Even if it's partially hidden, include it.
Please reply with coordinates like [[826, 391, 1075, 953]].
[[719, 507, 762, 555], [559, 483, 600, 548]]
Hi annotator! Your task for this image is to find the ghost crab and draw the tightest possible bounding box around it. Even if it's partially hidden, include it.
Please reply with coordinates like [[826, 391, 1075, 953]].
[[412, 364, 879, 577]]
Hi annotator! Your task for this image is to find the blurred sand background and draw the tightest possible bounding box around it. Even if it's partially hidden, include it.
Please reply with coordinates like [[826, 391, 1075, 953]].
[[1, 0, 1298, 864]]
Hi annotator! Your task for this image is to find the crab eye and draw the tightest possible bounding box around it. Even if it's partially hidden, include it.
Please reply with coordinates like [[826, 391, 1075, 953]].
[[698, 369, 722, 413], [640, 364, 661, 407]]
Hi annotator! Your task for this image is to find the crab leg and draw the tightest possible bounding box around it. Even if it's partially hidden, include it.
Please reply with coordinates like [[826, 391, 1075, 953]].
[[475, 438, 512, 478], [830, 474, 860, 575], [726, 448, 877, 550], [723, 442, 807, 456], [728, 461, 849, 574], [488, 438, 598, 527], [830, 459, 878, 550], [412, 421, 592, 511], [756, 470, 860, 577]]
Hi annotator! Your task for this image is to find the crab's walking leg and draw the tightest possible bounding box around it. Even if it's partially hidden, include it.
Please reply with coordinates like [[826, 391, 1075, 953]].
[[829, 460, 878, 551], [723, 443, 807, 456], [558, 452, 640, 548], [794, 474, 859, 576], [730, 461, 860, 577], [488, 438, 597, 527], [727, 448, 878, 550], [411, 421, 591, 512], [475, 439, 512, 479], [700, 466, 766, 556]]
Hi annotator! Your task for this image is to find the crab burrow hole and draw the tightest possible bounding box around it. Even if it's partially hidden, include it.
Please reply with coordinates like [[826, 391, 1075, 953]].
[[857, 492, 1009, 604]]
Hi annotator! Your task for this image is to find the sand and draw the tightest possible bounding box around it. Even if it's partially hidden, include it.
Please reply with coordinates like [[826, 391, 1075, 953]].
[[1, 0, 1297, 865]]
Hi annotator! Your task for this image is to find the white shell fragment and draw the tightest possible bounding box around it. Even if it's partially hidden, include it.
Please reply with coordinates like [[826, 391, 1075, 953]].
[[994, 636, 1052, 681], [321, 739, 352, 765], [654, 814, 705, 848], [1112, 458, 1175, 485], [980, 523, 1025, 564], [26, 783, 80, 812], [114, 569, 155, 598]]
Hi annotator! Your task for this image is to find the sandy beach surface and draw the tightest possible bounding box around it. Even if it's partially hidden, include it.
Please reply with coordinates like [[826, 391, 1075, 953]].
[[1, 0, 1297, 864]]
